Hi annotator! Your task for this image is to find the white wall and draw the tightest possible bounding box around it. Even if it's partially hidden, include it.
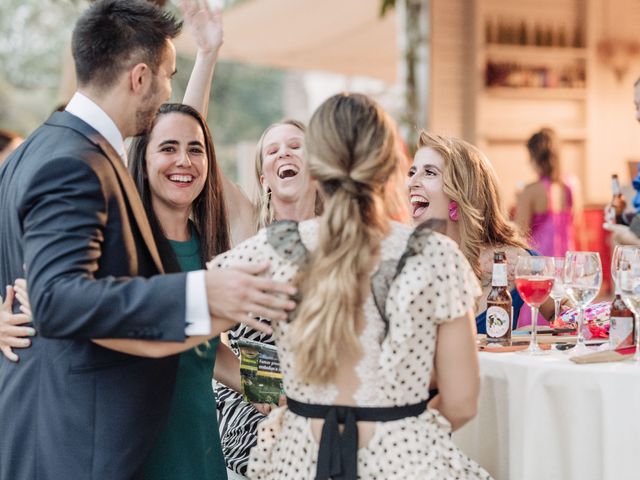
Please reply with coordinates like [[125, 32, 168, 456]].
[[587, 0, 640, 204], [430, 0, 640, 208], [429, 0, 469, 137]]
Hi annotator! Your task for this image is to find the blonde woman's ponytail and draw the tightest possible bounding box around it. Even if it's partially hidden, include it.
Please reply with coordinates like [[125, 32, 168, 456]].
[[290, 93, 405, 385]]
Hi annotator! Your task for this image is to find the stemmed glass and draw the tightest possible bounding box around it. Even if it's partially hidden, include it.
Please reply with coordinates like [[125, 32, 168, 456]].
[[612, 245, 640, 362], [549, 257, 566, 327], [515, 256, 555, 355], [563, 252, 602, 355]]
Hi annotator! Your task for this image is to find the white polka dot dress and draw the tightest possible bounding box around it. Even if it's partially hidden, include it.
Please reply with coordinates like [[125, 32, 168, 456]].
[[210, 220, 492, 480]]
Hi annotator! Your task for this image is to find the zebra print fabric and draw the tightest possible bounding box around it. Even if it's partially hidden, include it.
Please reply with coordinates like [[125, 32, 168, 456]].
[[215, 321, 273, 475]]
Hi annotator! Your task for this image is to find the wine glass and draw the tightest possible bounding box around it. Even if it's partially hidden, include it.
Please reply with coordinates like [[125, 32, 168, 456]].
[[563, 252, 602, 355], [611, 244, 627, 300], [612, 246, 640, 362], [515, 256, 555, 354], [549, 257, 566, 327]]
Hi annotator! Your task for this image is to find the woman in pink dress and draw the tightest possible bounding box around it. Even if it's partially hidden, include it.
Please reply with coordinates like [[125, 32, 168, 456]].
[[515, 127, 577, 257]]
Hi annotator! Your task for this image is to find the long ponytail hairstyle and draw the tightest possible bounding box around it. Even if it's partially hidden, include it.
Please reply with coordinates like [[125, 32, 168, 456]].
[[290, 93, 407, 384]]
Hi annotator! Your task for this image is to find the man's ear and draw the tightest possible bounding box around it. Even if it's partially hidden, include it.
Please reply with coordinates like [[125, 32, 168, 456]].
[[129, 63, 151, 94]]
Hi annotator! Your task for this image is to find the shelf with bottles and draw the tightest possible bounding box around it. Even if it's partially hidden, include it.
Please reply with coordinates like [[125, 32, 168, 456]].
[[484, 18, 585, 50], [485, 60, 586, 92]]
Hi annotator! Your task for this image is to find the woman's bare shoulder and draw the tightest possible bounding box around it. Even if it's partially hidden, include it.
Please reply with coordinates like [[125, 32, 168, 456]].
[[519, 181, 545, 198]]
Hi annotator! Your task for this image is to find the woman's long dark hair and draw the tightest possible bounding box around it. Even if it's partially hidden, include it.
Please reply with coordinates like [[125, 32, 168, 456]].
[[129, 103, 230, 271], [527, 127, 561, 182]]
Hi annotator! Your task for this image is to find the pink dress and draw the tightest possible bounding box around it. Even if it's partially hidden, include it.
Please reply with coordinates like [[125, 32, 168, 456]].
[[529, 177, 575, 257]]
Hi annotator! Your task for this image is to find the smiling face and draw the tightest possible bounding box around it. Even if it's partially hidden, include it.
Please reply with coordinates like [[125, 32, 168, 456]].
[[145, 112, 208, 216], [406, 146, 450, 224], [259, 123, 311, 202]]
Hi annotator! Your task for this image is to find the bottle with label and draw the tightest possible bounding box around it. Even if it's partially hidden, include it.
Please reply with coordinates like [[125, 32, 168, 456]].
[[518, 21, 528, 46], [485, 18, 495, 44], [486, 251, 513, 344], [604, 174, 627, 224], [609, 286, 635, 350]]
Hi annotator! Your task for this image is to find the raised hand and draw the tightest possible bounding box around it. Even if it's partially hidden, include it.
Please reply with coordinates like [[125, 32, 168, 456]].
[[0, 284, 35, 362], [179, 0, 223, 56]]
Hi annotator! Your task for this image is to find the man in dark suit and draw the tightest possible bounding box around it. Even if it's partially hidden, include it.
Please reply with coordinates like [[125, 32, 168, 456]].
[[0, 1, 294, 479]]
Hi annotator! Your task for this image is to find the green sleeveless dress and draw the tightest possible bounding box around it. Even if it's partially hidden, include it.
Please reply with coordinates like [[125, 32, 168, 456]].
[[143, 232, 227, 479]]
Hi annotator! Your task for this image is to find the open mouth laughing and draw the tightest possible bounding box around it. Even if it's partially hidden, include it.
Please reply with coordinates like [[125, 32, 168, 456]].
[[410, 194, 429, 218], [277, 163, 300, 179]]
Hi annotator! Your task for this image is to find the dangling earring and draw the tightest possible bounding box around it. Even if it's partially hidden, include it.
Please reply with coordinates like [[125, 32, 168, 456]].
[[266, 188, 275, 223], [448, 200, 459, 222]]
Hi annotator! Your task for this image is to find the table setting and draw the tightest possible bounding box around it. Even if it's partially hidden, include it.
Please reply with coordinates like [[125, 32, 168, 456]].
[[457, 248, 640, 479]]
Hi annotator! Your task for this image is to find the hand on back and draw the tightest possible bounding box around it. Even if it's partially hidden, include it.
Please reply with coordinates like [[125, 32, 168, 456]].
[[0, 280, 34, 362], [205, 262, 296, 335]]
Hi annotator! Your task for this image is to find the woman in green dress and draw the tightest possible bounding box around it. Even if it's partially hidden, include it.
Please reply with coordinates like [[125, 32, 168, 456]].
[[128, 101, 232, 479]]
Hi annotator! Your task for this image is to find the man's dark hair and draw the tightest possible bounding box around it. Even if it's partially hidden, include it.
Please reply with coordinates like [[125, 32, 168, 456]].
[[72, 0, 182, 89]]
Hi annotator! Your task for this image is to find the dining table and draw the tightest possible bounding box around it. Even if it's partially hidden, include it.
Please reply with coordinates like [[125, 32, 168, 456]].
[[452, 349, 640, 480]]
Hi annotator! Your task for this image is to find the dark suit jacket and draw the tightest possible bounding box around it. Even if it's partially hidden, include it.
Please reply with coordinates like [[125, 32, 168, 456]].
[[0, 112, 191, 480]]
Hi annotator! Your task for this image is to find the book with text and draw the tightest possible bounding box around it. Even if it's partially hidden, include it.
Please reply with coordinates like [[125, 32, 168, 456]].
[[238, 340, 284, 404]]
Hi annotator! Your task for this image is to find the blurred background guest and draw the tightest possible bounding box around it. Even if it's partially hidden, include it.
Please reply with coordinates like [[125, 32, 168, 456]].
[[515, 127, 578, 257], [0, 129, 23, 166]]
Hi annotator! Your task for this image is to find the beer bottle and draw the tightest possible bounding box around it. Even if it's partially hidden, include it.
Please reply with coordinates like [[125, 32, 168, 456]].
[[605, 174, 626, 224], [610, 269, 635, 349], [486, 251, 513, 344]]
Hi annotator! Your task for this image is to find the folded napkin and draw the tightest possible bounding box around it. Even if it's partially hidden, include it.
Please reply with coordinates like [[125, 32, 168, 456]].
[[569, 346, 635, 364]]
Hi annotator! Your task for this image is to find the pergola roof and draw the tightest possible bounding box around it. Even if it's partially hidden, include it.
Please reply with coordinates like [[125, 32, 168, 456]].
[[174, 0, 397, 83]]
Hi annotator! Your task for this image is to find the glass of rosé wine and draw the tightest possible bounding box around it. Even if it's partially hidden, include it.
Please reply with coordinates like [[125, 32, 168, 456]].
[[563, 251, 602, 355], [515, 256, 555, 355]]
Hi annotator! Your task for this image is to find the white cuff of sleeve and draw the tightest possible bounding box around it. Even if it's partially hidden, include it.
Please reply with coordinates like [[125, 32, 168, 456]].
[[185, 270, 211, 336]]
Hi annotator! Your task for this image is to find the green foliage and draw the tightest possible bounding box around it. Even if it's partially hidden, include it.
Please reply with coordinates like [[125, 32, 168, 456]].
[[0, 0, 284, 153], [208, 62, 285, 145], [0, 0, 85, 133], [0, 0, 82, 89], [380, 0, 396, 17]]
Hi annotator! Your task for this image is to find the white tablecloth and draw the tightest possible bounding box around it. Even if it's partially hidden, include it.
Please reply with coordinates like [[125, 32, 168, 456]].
[[452, 351, 640, 480]]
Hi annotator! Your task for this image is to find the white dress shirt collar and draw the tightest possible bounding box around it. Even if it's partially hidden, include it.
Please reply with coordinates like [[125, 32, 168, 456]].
[[65, 91, 127, 163]]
